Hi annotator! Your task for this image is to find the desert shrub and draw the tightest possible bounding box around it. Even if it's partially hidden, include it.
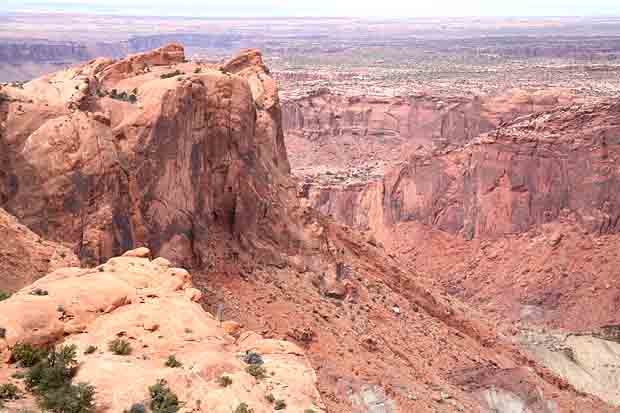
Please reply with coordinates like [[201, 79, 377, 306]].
[[164, 355, 182, 368], [26, 345, 77, 391], [245, 365, 266, 380], [304, 410, 317, 413], [149, 379, 179, 413], [0, 290, 10, 301], [30, 288, 49, 296], [83, 346, 97, 355], [0, 383, 20, 401], [25, 345, 95, 413], [12, 343, 47, 367], [125, 402, 146, 413], [0, 327, 6, 338], [108, 338, 132, 355], [274, 399, 286, 410], [234, 402, 254, 413], [12, 371, 26, 379], [216, 375, 232, 387], [38, 382, 95, 413], [160, 70, 183, 79], [193, 67, 201, 74], [242, 351, 263, 365], [106, 89, 137, 104], [264, 393, 275, 403]]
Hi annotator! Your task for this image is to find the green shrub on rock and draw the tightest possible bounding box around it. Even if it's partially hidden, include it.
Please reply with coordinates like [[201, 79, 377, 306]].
[[149, 380, 180, 413]]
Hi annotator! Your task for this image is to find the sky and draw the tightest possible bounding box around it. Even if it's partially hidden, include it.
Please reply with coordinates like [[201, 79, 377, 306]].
[[2, 0, 620, 17]]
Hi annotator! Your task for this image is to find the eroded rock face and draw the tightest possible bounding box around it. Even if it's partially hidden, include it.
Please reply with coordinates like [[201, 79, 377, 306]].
[[0, 45, 294, 267], [0, 248, 326, 413], [302, 100, 620, 239], [283, 88, 578, 178], [0, 207, 79, 292]]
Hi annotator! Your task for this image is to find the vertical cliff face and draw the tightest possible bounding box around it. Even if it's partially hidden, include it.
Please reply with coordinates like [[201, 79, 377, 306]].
[[0, 44, 295, 267], [301, 101, 620, 240], [282, 89, 578, 175]]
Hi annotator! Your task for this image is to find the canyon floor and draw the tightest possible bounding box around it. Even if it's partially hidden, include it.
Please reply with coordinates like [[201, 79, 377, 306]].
[[1, 14, 620, 413]]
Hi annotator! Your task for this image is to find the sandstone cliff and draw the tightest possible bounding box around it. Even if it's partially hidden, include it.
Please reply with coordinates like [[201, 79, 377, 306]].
[[0, 43, 292, 268], [300, 99, 619, 240], [283, 88, 578, 178]]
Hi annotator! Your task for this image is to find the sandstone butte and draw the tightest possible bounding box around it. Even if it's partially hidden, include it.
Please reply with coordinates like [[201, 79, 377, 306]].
[[1, 44, 619, 412]]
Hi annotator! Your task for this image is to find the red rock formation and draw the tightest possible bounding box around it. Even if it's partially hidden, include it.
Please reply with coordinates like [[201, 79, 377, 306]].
[[0, 45, 294, 267], [283, 88, 578, 177], [0, 207, 79, 292], [2, 46, 618, 412], [301, 99, 620, 240]]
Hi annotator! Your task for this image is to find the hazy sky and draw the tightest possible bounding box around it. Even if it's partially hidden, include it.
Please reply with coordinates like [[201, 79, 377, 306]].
[[3, 0, 620, 17]]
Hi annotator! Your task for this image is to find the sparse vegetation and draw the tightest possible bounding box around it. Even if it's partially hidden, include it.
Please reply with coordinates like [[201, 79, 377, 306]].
[[108, 338, 132, 356], [304, 410, 317, 413], [148, 379, 180, 413], [30, 288, 49, 296], [164, 355, 182, 368], [245, 365, 266, 380], [0, 327, 6, 339], [264, 393, 275, 403], [26, 345, 96, 413], [0, 290, 11, 301], [83, 346, 97, 355], [11, 343, 46, 367], [274, 399, 287, 410], [12, 371, 26, 380], [216, 375, 232, 387], [160, 70, 183, 80], [242, 351, 263, 365], [0, 383, 20, 401], [107, 89, 138, 104], [38, 382, 95, 413], [193, 67, 201, 74], [234, 402, 254, 413]]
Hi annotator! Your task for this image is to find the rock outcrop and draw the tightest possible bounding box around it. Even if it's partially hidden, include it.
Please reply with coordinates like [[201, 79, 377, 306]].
[[0, 248, 326, 413], [0, 207, 79, 292], [0, 44, 293, 268]]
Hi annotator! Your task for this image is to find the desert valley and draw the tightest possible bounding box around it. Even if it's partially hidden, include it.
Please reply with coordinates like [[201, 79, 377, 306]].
[[1, 9, 620, 413]]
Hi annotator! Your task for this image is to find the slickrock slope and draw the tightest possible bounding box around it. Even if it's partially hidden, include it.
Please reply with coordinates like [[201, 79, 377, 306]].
[[283, 88, 578, 179], [1, 46, 618, 412], [0, 248, 325, 413], [0, 207, 79, 292]]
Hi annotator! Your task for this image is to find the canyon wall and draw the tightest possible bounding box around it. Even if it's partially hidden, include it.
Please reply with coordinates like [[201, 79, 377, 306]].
[[282, 89, 577, 175], [303, 101, 620, 239]]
